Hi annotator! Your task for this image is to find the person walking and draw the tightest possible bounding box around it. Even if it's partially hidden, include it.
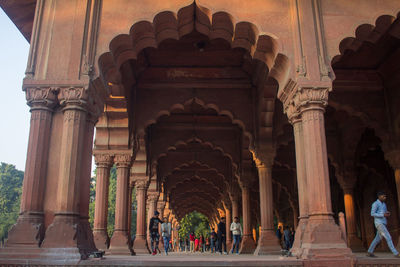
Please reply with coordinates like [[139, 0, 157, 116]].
[[230, 216, 242, 255], [217, 217, 227, 254], [283, 226, 291, 250], [161, 217, 172, 255], [367, 191, 400, 258], [149, 211, 163, 255], [210, 228, 217, 253], [189, 232, 195, 252]]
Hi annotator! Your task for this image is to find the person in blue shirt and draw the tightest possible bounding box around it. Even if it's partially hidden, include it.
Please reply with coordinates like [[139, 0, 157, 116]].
[[367, 191, 400, 258]]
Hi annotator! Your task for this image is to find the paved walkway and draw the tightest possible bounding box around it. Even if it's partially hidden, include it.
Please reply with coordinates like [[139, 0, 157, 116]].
[[2, 251, 400, 266]]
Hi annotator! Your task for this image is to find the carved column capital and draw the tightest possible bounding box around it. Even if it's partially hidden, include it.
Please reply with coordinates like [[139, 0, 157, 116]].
[[114, 153, 133, 168], [279, 80, 331, 123], [94, 153, 114, 168], [147, 192, 159, 203], [58, 86, 89, 110], [134, 179, 149, 190], [250, 150, 275, 169], [25, 87, 58, 111]]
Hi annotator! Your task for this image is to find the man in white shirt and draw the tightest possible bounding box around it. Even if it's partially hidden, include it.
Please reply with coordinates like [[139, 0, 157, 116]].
[[230, 217, 242, 255], [161, 218, 172, 255]]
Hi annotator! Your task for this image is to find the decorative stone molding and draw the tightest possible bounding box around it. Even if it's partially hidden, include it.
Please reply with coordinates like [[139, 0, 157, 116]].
[[94, 154, 114, 168], [25, 87, 58, 111], [147, 192, 159, 203]]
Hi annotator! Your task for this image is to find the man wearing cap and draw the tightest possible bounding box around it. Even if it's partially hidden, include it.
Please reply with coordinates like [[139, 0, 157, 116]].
[[367, 191, 400, 258], [149, 211, 163, 255]]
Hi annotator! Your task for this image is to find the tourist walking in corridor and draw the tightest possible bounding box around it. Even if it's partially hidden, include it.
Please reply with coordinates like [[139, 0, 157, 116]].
[[217, 217, 227, 254], [149, 211, 163, 255], [161, 217, 172, 255], [230, 216, 242, 255], [367, 192, 400, 258]]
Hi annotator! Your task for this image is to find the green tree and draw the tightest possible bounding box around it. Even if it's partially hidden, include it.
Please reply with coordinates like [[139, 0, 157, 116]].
[[0, 163, 24, 242], [178, 211, 209, 239]]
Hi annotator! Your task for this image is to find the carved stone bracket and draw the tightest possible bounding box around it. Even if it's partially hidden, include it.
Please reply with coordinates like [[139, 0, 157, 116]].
[[384, 149, 400, 169]]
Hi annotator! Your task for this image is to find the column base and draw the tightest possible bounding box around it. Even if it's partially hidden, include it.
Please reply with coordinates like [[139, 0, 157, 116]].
[[109, 230, 134, 255], [254, 229, 281, 255], [239, 235, 256, 254], [290, 218, 308, 257], [299, 217, 354, 260], [41, 213, 96, 259], [5, 213, 45, 247], [347, 234, 365, 252], [93, 229, 110, 250], [133, 235, 150, 254]]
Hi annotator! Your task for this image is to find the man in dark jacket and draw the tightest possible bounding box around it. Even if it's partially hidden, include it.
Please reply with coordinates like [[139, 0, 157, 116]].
[[149, 211, 163, 255], [217, 217, 227, 254]]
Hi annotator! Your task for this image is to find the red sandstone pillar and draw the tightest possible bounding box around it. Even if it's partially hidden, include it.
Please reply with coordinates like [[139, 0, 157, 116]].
[[93, 154, 113, 250], [42, 87, 94, 259], [254, 156, 281, 255], [78, 115, 97, 254], [127, 184, 133, 247], [6, 87, 57, 248], [109, 154, 133, 255], [280, 85, 352, 259], [297, 86, 351, 259], [384, 149, 400, 250], [147, 192, 158, 246], [231, 197, 239, 220], [134, 180, 149, 254], [340, 169, 364, 252], [225, 206, 232, 249], [290, 117, 309, 255], [239, 184, 256, 254]]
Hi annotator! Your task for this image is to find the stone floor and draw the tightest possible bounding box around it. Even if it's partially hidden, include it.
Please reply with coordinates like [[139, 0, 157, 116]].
[[2, 251, 400, 266]]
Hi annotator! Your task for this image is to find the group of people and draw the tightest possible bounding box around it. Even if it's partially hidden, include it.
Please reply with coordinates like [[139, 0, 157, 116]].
[[149, 211, 173, 255], [147, 191, 400, 258]]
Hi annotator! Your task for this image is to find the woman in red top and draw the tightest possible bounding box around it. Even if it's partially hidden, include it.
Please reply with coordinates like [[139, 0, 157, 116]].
[[189, 232, 195, 252], [194, 237, 199, 252]]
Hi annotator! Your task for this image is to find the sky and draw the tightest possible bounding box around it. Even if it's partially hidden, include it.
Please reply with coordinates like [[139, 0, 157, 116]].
[[0, 9, 30, 171]]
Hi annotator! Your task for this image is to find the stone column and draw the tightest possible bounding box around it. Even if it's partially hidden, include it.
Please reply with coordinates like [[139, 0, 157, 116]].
[[231, 196, 239, 220], [225, 206, 232, 249], [286, 86, 351, 259], [127, 184, 133, 247], [93, 154, 113, 250], [239, 184, 256, 254], [289, 114, 309, 256], [253, 155, 281, 255], [6, 87, 56, 248], [385, 149, 400, 250], [42, 87, 95, 259], [78, 115, 97, 254], [134, 179, 149, 254], [147, 192, 158, 245], [109, 154, 133, 255], [342, 177, 363, 251]]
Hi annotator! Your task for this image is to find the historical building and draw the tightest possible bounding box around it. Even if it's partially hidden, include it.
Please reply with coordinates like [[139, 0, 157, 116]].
[[0, 0, 400, 266]]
